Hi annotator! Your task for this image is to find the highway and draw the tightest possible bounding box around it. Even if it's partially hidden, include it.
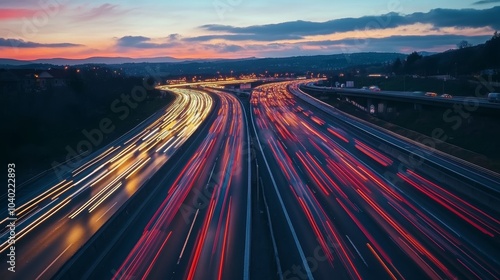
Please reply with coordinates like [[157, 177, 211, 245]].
[[0, 88, 213, 279], [303, 83, 500, 109], [58, 88, 251, 280], [251, 81, 500, 279], [2, 78, 499, 280]]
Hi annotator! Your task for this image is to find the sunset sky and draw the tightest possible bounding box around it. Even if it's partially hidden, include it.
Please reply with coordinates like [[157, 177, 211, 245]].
[[1, 0, 499, 60]]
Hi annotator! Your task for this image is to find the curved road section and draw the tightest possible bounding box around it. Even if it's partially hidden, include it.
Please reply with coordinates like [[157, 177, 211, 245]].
[[110, 88, 251, 280], [0, 88, 213, 279], [251, 81, 500, 279]]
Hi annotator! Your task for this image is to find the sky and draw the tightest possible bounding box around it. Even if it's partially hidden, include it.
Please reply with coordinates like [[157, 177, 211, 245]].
[[0, 0, 499, 60]]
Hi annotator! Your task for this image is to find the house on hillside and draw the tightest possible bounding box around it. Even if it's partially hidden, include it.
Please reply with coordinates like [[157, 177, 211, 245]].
[[35, 71, 67, 90]]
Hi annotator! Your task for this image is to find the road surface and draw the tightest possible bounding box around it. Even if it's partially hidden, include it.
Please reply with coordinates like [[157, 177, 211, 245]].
[[1, 88, 213, 279], [251, 81, 500, 279]]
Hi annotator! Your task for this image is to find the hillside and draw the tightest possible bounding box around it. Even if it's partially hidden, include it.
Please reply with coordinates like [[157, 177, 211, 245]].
[[393, 33, 500, 76]]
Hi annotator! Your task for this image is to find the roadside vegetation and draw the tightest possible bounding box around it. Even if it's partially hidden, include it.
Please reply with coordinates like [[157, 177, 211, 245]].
[[1, 66, 173, 183]]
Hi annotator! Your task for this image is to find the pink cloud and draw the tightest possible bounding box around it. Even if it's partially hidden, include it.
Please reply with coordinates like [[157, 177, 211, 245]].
[[0, 8, 35, 20]]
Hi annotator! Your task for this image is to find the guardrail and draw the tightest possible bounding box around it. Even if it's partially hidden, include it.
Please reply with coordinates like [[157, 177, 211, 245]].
[[301, 85, 500, 110], [290, 84, 500, 212]]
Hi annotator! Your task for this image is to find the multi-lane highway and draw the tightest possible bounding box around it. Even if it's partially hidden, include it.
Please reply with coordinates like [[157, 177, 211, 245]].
[[54, 88, 251, 280], [0, 88, 213, 279], [2, 78, 499, 280], [105, 88, 251, 280], [251, 81, 500, 279]]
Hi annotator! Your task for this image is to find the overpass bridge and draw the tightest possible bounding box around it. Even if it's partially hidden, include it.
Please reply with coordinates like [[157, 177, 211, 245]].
[[300, 84, 500, 117]]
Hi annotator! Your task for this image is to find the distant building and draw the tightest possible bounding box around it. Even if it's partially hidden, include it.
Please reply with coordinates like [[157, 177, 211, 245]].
[[0, 69, 69, 94], [36, 71, 67, 89]]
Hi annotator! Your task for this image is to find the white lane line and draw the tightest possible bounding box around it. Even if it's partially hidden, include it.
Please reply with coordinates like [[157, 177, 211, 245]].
[[178, 209, 200, 264], [250, 100, 314, 280], [239, 96, 252, 280], [346, 235, 368, 267], [36, 243, 73, 280], [96, 202, 117, 223]]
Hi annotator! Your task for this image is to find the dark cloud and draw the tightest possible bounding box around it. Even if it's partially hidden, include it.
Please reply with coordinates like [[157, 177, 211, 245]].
[[203, 43, 245, 53], [405, 7, 500, 29], [117, 36, 150, 46], [305, 34, 491, 49], [246, 43, 287, 51], [197, 7, 500, 42], [0, 38, 82, 48], [185, 33, 303, 42], [472, 0, 500, 4], [232, 34, 491, 57], [167, 33, 181, 40], [116, 36, 177, 48]]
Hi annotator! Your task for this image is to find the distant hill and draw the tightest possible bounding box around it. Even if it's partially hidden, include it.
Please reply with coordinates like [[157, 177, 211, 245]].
[[0, 58, 35, 66], [417, 51, 437, 57], [0, 52, 403, 67], [110, 52, 407, 77], [1, 52, 408, 78]]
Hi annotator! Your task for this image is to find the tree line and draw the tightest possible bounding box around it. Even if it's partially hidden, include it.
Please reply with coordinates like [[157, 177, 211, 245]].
[[391, 32, 500, 77]]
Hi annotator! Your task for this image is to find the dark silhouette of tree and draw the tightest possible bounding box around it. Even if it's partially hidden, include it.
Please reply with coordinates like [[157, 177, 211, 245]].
[[394, 32, 500, 76], [492, 31, 499, 40], [457, 40, 472, 49], [392, 57, 403, 74], [483, 31, 500, 70], [406, 52, 422, 64], [404, 52, 423, 73]]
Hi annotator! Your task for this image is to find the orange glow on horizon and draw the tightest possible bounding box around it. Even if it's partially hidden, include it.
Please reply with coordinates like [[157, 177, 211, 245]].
[[1, 21, 493, 61], [0, 45, 256, 61]]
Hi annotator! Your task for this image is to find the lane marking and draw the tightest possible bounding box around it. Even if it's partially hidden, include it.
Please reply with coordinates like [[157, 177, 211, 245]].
[[36, 243, 73, 280]]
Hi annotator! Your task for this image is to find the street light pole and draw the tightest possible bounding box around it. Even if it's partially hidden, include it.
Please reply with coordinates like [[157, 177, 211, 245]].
[[403, 74, 406, 92], [443, 77, 446, 94]]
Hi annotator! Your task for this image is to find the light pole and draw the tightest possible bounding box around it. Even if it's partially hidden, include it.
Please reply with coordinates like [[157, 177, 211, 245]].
[[442, 77, 446, 94], [403, 73, 406, 92]]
